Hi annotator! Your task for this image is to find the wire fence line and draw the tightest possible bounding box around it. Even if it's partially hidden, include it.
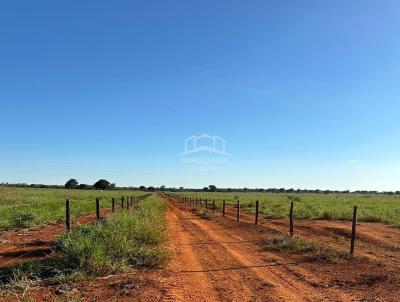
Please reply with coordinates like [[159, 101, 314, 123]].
[[0, 194, 152, 230], [167, 194, 360, 256], [0, 194, 153, 268]]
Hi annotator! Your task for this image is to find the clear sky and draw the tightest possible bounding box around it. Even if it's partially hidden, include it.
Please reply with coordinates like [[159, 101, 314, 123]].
[[1, 1, 400, 191]]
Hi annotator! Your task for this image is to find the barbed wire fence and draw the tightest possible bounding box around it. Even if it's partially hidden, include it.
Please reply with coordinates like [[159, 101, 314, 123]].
[[167, 193, 359, 256]]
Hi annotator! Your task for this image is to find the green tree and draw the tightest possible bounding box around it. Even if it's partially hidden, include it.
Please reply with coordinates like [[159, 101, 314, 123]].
[[93, 179, 110, 190], [209, 185, 217, 192], [65, 178, 78, 189]]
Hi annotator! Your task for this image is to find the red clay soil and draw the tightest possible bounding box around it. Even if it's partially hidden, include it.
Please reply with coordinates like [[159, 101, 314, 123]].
[[2, 195, 400, 301]]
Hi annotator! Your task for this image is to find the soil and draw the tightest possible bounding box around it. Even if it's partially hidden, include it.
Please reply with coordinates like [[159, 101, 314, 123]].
[[1, 195, 400, 301]]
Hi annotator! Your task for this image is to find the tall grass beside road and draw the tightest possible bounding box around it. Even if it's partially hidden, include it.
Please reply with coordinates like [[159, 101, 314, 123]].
[[0, 195, 167, 288]]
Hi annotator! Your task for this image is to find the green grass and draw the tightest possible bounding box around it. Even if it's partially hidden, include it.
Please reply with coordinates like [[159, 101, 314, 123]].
[[172, 192, 400, 225], [0, 187, 145, 230], [0, 195, 167, 287], [263, 235, 351, 262]]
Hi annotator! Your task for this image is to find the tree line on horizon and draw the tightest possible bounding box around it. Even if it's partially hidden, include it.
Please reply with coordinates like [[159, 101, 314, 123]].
[[0, 181, 399, 195]]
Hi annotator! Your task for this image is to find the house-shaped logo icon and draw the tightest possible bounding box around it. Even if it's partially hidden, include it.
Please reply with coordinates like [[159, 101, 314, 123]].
[[181, 134, 228, 155]]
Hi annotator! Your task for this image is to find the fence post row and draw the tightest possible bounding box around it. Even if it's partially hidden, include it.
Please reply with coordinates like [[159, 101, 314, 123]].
[[350, 206, 358, 255], [66, 199, 71, 232], [289, 202, 294, 237], [168, 195, 361, 257]]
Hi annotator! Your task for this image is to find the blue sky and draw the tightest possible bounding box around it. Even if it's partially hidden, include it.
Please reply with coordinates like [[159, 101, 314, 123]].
[[1, 1, 400, 190]]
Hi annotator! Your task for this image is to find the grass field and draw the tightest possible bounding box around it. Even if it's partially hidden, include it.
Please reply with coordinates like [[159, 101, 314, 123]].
[[0, 187, 144, 230], [172, 192, 400, 225]]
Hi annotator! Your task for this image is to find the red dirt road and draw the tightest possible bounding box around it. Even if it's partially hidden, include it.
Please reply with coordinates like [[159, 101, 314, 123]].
[[161, 196, 400, 302]]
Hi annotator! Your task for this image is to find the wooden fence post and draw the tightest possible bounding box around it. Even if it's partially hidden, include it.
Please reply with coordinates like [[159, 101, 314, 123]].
[[350, 206, 358, 255], [96, 198, 100, 221], [121, 196, 124, 208], [112, 198, 115, 213], [127, 196, 130, 210], [289, 202, 294, 237], [223, 200, 226, 216], [237, 200, 240, 222], [66, 199, 71, 232], [255, 200, 259, 225], [212, 199, 215, 211]]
